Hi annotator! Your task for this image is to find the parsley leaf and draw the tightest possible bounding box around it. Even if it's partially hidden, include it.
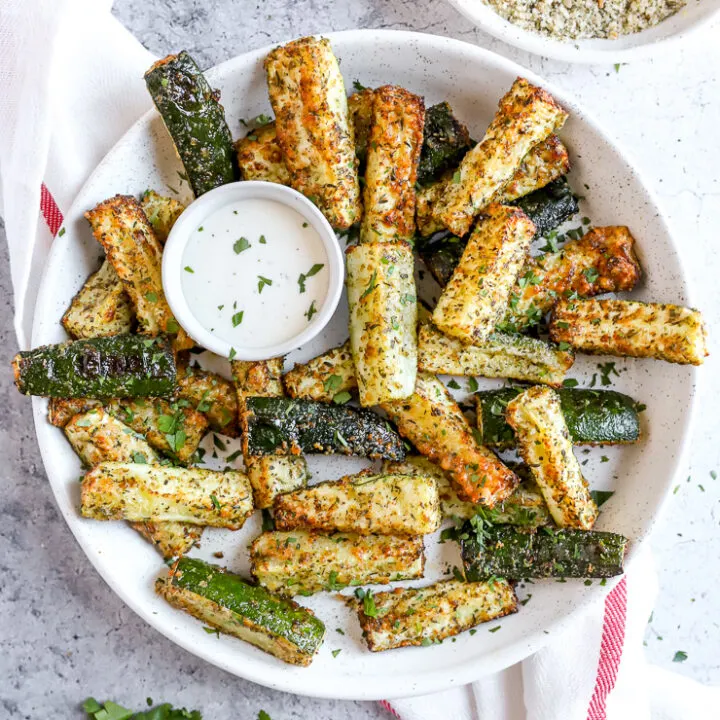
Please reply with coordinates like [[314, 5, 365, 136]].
[[257, 275, 273, 293], [232, 311, 244, 327], [355, 587, 379, 617], [361, 270, 378, 299], [673, 650, 688, 663], [233, 237, 251, 254], [304, 301, 318, 321]]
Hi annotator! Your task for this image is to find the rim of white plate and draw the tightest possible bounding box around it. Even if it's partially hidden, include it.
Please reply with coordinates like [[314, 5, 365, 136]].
[[446, 0, 720, 64], [30, 29, 699, 699]]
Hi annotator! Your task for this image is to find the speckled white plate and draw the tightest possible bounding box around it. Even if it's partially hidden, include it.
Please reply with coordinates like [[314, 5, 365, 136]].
[[446, 0, 720, 64], [31, 30, 698, 700]]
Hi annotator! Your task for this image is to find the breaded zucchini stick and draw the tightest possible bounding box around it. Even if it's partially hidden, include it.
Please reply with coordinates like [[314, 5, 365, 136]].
[[504, 226, 642, 331], [355, 578, 517, 651], [81, 462, 254, 529], [417, 323, 574, 387], [506, 386, 597, 530], [61, 261, 134, 339], [233, 358, 308, 508], [360, 85, 424, 244], [416, 135, 569, 238], [264, 36, 361, 229], [432, 78, 568, 236], [273, 471, 441, 536], [250, 531, 425, 596], [85, 194, 192, 350], [235, 122, 291, 185], [549, 298, 708, 366], [346, 241, 417, 405], [381, 372, 518, 506], [65, 408, 201, 558], [432, 204, 534, 344], [282, 340, 358, 403]]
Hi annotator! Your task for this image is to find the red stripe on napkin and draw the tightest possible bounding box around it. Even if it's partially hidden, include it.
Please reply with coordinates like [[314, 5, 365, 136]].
[[40, 183, 63, 236], [587, 578, 628, 720], [379, 700, 401, 718]]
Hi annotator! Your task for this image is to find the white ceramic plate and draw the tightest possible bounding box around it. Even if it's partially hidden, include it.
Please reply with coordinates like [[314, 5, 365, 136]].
[[447, 0, 720, 64], [31, 30, 697, 700]]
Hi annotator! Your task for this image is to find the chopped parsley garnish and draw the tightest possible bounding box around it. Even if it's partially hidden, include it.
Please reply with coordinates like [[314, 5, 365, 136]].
[[447, 379, 461, 390], [360, 270, 378, 299], [198, 226, 204, 232], [257, 275, 273, 293], [258, 712, 272, 720], [297, 263, 325, 293], [582, 267, 599, 283], [233, 237, 251, 254], [598, 361, 619, 386], [145, 291, 158, 303], [590, 490, 614, 507], [232, 311, 244, 327], [354, 587, 379, 617], [166, 319, 180, 334], [253, 113, 272, 126], [261, 508, 275, 532], [352, 79, 367, 92], [558, 342, 572, 352], [331, 649, 342, 658], [213, 435, 226, 451], [518, 270, 542, 289], [58, 227, 66, 237], [259, 234, 267, 244], [400, 293, 416, 305], [324, 374, 343, 393], [82, 698, 201, 719], [325, 570, 346, 591], [228, 347, 237, 360], [210, 494, 222, 510], [184, 266, 194, 273], [131, 452, 147, 464], [673, 651, 688, 663], [304, 301, 318, 321], [452, 170, 461, 184], [488, 626, 501, 633], [467, 377, 479, 393], [562, 378, 579, 388], [302, 222, 309, 228]]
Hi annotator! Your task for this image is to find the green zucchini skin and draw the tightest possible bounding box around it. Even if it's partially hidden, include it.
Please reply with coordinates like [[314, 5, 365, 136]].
[[417, 102, 473, 186], [476, 387, 640, 449], [245, 396, 406, 460], [419, 177, 579, 287], [514, 177, 579, 239], [462, 525, 628, 580], [164, 557, 325, 662], [12, 335, 177, 399], [144, 52, 236, 197]]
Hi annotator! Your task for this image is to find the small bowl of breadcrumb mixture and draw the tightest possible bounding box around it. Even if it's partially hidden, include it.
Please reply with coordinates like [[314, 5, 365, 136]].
[[446, 0, 719, 62]]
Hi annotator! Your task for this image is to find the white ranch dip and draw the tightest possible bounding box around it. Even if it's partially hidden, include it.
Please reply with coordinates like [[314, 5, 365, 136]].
[[181, 198, 329, 351]]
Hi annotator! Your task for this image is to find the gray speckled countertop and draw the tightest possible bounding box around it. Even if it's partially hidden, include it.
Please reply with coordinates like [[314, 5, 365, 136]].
[[1, 1, 719, 718]]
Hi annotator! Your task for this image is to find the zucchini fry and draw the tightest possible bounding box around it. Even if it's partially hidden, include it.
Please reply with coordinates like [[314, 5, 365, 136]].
[[360, 85, 424, 244], [233, 359, 308, 508], [65, 408, 201, 558], [432, 204, 535, 344], [85, 194, 192, 350], [282, 341, 358, 403], [462, 526, 628, 580], [81, 462, 254, 529], [139, 190, 185, 243], [61, 261, 134, 339], [250, 531, 425, 596], [384, 456, 550, 526], [506, 386, 598, 529], [264, 36, 361, 229], [503, 226, 642, 332], [432, 78, 568, 236], [381, 372, 519, 506], [157, 557, 325, 666], [178, 364, 239, 437], [48, 398, 101, 427], [144, 52, 236, 197], [273, 471, 441, 536], [346, 241, 418, 405], [355, 578, 517, 651], [235, 122, 291, 185], [549, 298, 708, 366], [416, 135, 568, 238], [417, 323, 574, 387]]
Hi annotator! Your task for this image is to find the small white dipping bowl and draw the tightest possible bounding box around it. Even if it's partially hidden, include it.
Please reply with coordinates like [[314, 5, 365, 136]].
[[162, 181, 344, 361]]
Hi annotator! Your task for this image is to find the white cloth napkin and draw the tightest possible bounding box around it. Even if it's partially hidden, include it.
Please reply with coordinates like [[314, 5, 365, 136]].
[[1, 3, 717, 718]]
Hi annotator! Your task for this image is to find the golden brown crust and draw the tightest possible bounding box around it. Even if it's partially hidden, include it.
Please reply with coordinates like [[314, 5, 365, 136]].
[[381, 372, 519, 506], [360, 85, 425, 244], [549, 298, 708, 365], [235, 123, 291, 185], [264, 36, 361, 229]]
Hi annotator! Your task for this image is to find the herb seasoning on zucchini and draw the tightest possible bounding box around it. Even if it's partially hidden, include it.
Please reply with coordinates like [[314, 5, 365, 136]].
[[12, 334, 177, 399], [462, 525, 628, 580], [157, 557, 325, 666]]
